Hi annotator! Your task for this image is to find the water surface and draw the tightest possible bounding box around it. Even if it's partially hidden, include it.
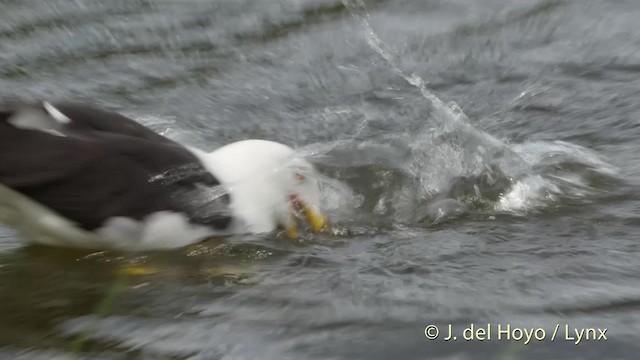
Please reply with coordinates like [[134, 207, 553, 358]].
[[1, 0, 640, 359]]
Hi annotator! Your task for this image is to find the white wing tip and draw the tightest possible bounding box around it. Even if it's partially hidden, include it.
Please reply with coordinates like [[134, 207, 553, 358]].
[[42, 101, 71, 124]]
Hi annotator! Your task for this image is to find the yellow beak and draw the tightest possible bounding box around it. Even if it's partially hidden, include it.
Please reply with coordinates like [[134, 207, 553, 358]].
[[285, 198, 328, 238], [299, 200, 326, 233]]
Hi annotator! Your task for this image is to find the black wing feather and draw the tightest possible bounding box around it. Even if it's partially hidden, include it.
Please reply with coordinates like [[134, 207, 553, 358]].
[[0, 103, 232, 232]]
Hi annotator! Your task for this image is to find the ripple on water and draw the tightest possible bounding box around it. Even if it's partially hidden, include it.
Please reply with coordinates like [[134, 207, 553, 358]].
[[1, 0, 640, 359]]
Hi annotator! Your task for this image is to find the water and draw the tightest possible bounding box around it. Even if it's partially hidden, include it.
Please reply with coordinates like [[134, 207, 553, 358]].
[[1, 0, 640, 358]]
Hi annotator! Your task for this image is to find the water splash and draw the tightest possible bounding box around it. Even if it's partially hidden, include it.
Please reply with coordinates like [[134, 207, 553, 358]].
[[326, 0, 622, 221], [342, 0, 526, 169]]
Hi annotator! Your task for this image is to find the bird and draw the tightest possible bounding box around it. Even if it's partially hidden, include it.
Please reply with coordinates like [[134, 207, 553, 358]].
[[0, 100, 327, 251]]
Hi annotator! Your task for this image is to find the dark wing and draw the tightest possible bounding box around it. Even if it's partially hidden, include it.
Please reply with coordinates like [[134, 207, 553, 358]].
[[52, 102, 179, 145], [0, 100, 180, 145], [0, 110, 231, 232]]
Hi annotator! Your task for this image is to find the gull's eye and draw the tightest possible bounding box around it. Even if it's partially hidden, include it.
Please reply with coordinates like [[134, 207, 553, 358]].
[[294, 173, 306, 182]]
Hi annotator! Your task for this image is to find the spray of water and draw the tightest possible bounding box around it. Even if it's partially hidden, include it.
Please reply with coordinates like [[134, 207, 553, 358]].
[[315, 0, 623, 222]]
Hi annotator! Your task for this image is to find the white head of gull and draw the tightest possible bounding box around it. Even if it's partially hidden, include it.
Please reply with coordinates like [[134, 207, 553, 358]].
[[189, 139, 325, 236]]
